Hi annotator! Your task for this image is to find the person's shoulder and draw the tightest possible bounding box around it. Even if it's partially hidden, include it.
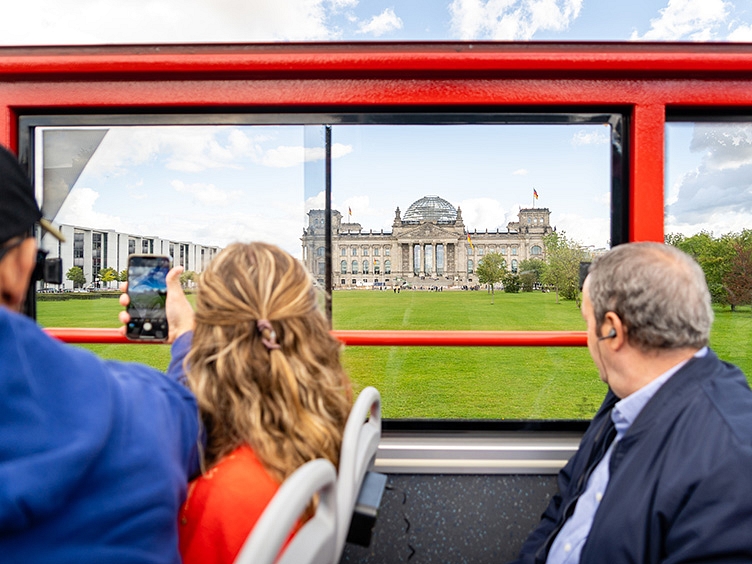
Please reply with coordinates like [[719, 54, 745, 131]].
[[189, 445, 280, 517], [701, 375, 752, 447], [0, 306, 105, 371], [0, 306, 57, 342], [678, 351, 752, 448], [103, 347, 191, 392], [204, 445, 278, 488]]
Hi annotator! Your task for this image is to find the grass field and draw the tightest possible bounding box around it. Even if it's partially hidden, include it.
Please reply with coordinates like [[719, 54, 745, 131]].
[[37, 290, 752, 419]]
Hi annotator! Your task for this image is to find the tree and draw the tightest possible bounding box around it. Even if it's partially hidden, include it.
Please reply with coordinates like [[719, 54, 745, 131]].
[[542, 232, 586, 305], [518, 258, 546, 292], [99, 267, 118, 289], [502, 272, 521, 293], [66, 266, 86, 288], [476, 252, 506, 304], [180, 270, 197, 288], [666, 230, 752, 306], [667, 231, 735, 305], [723, 240, 752, 312]]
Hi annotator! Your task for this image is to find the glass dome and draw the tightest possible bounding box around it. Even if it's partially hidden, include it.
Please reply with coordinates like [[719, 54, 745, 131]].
[[403, 195, 457, 223]]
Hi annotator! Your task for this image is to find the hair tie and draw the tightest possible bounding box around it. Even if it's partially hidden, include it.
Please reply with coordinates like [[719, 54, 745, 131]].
[[256, 319, 281, 351]]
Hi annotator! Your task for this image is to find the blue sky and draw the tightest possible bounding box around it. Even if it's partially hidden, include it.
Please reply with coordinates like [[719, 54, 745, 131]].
[[17, 1, 752, 257]]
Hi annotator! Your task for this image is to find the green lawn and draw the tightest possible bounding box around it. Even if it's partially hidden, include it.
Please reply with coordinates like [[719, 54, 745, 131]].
[[36, 290, 752, 419], [37, 294, 176, 369], [332, 290, 603, 419]]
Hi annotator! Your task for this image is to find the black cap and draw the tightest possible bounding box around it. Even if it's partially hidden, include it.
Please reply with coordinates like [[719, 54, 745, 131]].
[[0, 145, 65, 244]]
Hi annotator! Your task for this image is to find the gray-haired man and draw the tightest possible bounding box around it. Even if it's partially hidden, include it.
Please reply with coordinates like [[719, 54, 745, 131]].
[[512, 242, 752, 564]]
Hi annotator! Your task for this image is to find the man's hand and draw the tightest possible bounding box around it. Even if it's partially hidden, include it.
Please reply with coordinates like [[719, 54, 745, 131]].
[[119, 266, 195, 343]]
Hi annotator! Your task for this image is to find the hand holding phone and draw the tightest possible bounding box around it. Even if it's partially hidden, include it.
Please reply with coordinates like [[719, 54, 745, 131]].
[[126, 254, 171, 341]]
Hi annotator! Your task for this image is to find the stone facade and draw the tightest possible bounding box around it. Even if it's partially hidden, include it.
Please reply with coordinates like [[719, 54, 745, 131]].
[[302, 195, 552, 289]]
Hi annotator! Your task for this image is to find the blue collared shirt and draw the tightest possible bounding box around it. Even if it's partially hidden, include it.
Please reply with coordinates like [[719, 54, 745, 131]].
[[546, 348, 707, 564]]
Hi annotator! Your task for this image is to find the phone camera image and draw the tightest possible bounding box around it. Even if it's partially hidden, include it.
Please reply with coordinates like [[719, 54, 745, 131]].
[[126, 255, 170, 341]]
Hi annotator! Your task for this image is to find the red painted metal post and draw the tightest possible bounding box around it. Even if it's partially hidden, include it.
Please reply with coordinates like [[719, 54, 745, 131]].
[[0, 105, 14, 151], [630, 103, 666, 242]]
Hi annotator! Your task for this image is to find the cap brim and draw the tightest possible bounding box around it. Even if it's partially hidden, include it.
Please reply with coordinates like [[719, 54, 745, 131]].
[[39, 218, 66, 243]]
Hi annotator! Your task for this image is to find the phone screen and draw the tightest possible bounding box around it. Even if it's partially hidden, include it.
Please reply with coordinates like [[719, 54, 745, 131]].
[[126, 255, 170, 340]]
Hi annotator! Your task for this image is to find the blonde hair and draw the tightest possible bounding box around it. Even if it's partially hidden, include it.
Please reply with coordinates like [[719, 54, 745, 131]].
[[186, 242, 351, 484]]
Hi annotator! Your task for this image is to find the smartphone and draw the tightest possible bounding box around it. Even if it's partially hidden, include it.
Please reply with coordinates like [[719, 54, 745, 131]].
[[126, 254, 171, 341]]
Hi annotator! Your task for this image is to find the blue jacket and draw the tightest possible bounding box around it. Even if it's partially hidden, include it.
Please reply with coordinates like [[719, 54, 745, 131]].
[[512, 349, 752, 564], [0, 308, 200, 563]]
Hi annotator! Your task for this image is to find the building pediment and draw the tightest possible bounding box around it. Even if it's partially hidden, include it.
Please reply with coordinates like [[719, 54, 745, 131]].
[[395, 222, 462, 240]]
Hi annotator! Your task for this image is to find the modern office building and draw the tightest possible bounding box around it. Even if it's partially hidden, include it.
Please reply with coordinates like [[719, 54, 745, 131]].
[[43, 224, 221, 290], [302, 195, 553, 289]]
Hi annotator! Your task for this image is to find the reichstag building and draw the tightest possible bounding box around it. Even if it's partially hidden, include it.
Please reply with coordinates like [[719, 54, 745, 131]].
[[302, 195, 552, 289]]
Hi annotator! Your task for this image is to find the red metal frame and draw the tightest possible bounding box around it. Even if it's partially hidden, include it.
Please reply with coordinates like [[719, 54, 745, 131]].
[[5, 42, 751, 345], [43, 328, 587, 346]]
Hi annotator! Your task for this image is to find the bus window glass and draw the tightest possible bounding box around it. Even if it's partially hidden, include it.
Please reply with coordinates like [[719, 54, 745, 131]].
[[326, 122, 612, 418], [36, 124, 310, 280], [666, 121, 752, 382], [33, 118, 614, 420], [34, 124, 314, 373]]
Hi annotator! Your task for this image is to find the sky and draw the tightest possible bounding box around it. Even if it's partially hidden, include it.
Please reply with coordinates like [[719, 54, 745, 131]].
[[666, 122, 752, 237], [10, 0, 752, 257], [3, 0, 752, 44]]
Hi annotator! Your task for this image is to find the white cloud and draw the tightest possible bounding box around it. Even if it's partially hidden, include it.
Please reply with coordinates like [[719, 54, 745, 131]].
[[53, 186, 161, 235], [201, 195, 305, 254], [83, 127, 252, 176], [689, 123, 752, 170], [342, 195, 371, 218], [166, 139, 240, 173], [331, 143, 354, 159], [630, 0, 730, 41], [171, 180, 241, 206], [357, 8, 404, 36], [305, 191, 326, 213], [668, 123, 752, 235], [449, 0, 582, 40], [128, 180, 149, 200], [84, 128, 355, 175], [665, 210, 752, 238], [260, 143, 353, 168], [458, 197, 508, 230], [261, 146, 306, 168], [329, 0, 358, 10], [512, 168, 528, 175], [571, 129, 609, 146], [0, 0, 338, 45], [553, 213, 610, 249], [331, 194, 397, 232], [727, 23, 752, 41]]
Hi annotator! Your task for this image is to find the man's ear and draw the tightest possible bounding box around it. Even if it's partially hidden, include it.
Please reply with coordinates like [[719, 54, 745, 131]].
[[602, 311, 625, 349], [0, 238, 37, 311]]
